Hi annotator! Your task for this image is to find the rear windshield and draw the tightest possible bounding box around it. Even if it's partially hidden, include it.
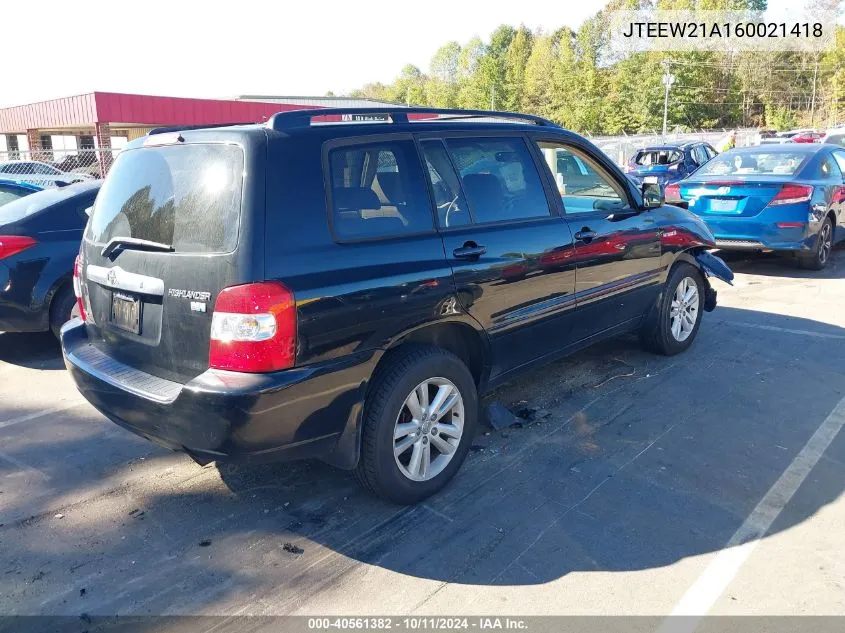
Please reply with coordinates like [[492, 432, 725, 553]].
[[0, 183, 92, 226], [86, 144, 244, 253], [694, 151, 809, 177], [635, 150, 682, 166]]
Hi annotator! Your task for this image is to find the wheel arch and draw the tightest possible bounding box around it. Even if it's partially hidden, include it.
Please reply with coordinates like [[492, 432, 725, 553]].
[[381, 318, 491, 391], [321, 317, 491, 472]]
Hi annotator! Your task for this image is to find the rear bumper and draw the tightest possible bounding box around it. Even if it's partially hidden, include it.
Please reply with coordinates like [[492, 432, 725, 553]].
[[61, 319, 375, 467], [699, 215, 823, 253]]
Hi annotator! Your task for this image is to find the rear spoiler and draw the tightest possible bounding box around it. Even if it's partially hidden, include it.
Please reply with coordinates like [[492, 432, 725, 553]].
[[147, 123, 251, 135]]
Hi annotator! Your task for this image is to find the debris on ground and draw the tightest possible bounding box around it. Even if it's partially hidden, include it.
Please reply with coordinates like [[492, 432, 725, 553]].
[[593, 358, 636, 389], [513, 406, 551, 424], [283, 542, 304, 555], [79, 588, 86, 597], [31, 571, 45, 582], [198, 540, 212, 547], [54, 514, 64, 519], [484, 401, 522, 430]]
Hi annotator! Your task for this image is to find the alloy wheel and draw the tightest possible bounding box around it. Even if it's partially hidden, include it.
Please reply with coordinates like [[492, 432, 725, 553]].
[[819, 222, 832, 265], [669, 277, 700, 342], [393, 377, 465, 482]]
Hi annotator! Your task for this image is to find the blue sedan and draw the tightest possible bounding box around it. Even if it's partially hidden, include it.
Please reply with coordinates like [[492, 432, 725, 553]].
[[0, 179, 42, 206], [664, 144, 845, 270]]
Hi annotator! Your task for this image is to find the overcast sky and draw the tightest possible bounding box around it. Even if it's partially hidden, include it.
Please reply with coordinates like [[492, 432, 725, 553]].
[[4, 0, 842, 108]]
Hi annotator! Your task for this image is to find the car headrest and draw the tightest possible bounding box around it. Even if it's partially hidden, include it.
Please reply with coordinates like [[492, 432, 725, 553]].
[[333, 187, 381, 211], [462, 173, 505, 216]]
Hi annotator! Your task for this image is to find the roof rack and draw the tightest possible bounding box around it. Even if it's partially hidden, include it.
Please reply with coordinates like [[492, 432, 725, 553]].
[[147, 122, 250, 135], [265, 107, 560, 131]]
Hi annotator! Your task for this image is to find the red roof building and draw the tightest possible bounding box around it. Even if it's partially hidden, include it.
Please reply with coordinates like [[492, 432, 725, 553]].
[[0, 92, 322, 174]]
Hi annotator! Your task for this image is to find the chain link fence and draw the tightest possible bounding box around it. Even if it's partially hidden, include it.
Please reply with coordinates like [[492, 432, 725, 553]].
[[590, 129, 758, 167], [1, 128, 760, 189], [0, 147, 116, 188]]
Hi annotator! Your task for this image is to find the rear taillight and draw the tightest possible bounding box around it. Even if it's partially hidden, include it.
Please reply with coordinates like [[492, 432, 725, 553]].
[[209, 281, 296, 373], [73, 255, 87, 322], [0, 235, 36, 260], [664, 183, 682, 203], [766, 184, 813, 207]]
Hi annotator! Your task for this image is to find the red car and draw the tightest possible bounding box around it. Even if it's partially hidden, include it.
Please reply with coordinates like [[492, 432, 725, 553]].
[[790, 131, 824, 143]]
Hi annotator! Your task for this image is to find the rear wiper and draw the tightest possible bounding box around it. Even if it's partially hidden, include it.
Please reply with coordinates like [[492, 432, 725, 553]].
[[101, 236, 174, 259]]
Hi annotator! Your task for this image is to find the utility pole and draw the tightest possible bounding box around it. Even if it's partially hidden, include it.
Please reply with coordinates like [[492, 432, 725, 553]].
[[810, 56, 819, 127], [661, 61, 676, 139]]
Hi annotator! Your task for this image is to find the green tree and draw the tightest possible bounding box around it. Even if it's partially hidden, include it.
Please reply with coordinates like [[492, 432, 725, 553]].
[[521, 34, 557, 118], [394, 64, 427, 106], [503, 25, 533, 111]]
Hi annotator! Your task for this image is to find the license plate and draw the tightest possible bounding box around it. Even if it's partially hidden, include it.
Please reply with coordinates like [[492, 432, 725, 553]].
[[111, 293, 141, 334], [643, 176, 659, 184], [709, 198, 737, 212]]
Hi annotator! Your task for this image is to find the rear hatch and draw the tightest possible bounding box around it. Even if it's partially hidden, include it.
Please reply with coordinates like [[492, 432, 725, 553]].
[[679, 178, 791, 217], [80, 136, 257, 383]]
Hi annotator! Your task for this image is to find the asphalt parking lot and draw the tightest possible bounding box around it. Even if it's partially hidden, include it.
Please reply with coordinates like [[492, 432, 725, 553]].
[[2, 250, 845, 619]]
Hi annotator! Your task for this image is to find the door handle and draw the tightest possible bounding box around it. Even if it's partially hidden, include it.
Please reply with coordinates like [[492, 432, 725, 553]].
[[453, 242, 487, 260], [574, 228, 597, 243]]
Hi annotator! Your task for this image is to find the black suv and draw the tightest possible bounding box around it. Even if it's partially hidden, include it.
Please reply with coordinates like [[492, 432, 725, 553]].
[[62, 108, 733, 504]]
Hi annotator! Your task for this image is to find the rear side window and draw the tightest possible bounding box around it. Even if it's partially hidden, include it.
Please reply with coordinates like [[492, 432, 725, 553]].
[[86, 144, 243, 254], [692, 146, 709, 165], [818, 154, 842, 180], [445, 137, 550, 224], [328, 140, 433, 239]]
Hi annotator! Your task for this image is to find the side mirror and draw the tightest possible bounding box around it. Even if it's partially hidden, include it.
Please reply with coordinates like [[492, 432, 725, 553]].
[[641, 182, 663, 209]]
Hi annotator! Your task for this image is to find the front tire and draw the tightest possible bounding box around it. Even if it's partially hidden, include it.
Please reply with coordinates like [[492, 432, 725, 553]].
[[355, 345, 477, 505], [799, 218, 833, 271], [640, 263, 705, 356]]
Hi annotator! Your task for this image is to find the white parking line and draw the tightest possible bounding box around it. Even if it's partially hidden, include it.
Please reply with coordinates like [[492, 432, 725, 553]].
[[719, 320, 845, 340], [0, 401, 86, 430], [656, 393, 845, 633]]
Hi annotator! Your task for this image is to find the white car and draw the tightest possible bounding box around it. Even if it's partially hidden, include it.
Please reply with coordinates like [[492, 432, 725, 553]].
[[0, 160, 93, 187], [821, 127, 845, 147]]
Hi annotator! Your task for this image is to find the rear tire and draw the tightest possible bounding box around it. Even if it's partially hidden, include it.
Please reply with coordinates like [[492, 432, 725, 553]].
[[355, 345, 477, 505], [50, 285, 78, 340], [799, 218, 833, 271], [640, 263, 705, 356]]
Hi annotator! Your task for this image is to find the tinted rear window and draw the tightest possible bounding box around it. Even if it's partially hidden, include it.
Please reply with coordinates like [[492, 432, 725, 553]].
[[86, 144, 244, 253], [0, 186, 30, 208], [0, 183, 94, 226], [695, 151, 809, 176]]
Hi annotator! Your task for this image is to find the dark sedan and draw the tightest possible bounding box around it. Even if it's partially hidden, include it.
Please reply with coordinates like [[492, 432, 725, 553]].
[[665, 144, 845, 270], [0, 180, 100, 337]]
